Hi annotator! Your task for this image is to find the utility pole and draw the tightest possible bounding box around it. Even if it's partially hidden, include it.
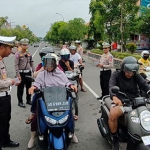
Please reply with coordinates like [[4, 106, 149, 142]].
[[56, 13, 64, 21], [120, 1, 124, 52]]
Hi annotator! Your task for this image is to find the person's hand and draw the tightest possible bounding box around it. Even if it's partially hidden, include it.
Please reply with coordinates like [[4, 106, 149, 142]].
[[28, 86, 36, 95], [112, 96, 122, 106], [18, 76, 21, 81], [70, 85, 78, 93], [11, 79, 15, 85], [99, 64, 103, 68], [65, 61, 70, 67], [40, 67, 44, 71]]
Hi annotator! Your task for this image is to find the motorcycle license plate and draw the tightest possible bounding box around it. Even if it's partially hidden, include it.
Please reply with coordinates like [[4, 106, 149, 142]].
[[46, 101, 70, 111], [141, 136, 150, 145]]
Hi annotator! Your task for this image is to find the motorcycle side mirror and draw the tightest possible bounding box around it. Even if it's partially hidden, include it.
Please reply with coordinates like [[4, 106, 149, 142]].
[[111, 86, 120, 94], [71, 91, 76, 99], [25, 75, 35, 82], [79, 65, 84, 72], [138, 62, 143, 65]]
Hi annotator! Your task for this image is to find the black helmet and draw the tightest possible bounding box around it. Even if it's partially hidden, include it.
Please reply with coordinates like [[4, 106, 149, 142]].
[[121, 56, 139, 73], [39, 47, 54, 58], [39, 51, 48, 58]]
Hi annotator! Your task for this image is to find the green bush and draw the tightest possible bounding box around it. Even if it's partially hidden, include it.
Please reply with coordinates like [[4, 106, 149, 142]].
[[90, 49, 141, 60], [126, 43, 137, 54]]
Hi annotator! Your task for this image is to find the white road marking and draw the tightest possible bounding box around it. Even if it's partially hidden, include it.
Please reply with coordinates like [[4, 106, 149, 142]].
[[83, 81, 99, 98], [32, 43, 41, 57]]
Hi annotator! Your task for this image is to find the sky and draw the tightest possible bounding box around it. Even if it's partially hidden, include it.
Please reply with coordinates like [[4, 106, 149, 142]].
[[0, 0, 91, 37]]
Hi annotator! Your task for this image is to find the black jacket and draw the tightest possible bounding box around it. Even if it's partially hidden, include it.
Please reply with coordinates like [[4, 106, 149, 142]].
[[109, 70, 150, 99]]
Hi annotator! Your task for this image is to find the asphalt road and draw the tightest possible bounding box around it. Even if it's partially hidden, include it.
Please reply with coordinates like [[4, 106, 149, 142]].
[[2, 43, 126, 150]]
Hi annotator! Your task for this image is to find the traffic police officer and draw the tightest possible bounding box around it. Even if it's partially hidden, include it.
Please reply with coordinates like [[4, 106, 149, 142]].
[[15, 38, 35, 107], [0, 36, 19, 149], [96, 42, 114, 100]]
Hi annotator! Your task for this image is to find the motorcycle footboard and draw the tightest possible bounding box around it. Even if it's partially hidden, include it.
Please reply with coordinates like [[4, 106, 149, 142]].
[[50, 132, 65, 149]]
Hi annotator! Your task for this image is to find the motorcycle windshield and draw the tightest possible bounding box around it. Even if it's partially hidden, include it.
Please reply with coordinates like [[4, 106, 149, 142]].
[[43, 86, 70, 112]]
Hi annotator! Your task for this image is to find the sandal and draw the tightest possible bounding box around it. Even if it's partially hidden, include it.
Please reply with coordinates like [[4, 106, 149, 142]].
[[74, 115, 78, 120], [81, 88, 86, 92], [25, 114, 34, 124]]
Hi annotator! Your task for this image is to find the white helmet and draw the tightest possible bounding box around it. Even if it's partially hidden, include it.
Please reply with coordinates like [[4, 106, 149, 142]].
[[141, 50, 150, 57], [60, 48, 70, 61], [75, 40, 81, 44], [60, 48, 70, 55], [45, 53, 59, 65], [69, 45, 77, 50]]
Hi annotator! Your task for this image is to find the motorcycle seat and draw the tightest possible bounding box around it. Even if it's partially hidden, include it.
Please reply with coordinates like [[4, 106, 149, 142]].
[[104, 97, 112, 110]]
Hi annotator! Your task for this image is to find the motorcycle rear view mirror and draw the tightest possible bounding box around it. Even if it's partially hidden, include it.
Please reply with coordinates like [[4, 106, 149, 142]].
[[71, 92, 76, 99], [111, 86, 128, 98], [25, 75, 35, 82], [111, 86, 120, 94]]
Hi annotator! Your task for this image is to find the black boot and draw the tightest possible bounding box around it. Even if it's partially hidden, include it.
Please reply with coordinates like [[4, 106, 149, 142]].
[[112, 133, 119, 150]]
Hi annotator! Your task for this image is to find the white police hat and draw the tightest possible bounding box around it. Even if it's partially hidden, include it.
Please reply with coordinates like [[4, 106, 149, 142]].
[[20, 38, 29, 45], [75, 40, 81, 44], [0, 36, 16, 47], [102, 42, 110, 48]]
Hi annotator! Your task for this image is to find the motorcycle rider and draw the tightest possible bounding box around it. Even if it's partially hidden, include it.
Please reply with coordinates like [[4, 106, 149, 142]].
[[138, 50, 150, 79], [28, 54, 78, 148], [59, 48, 79, 120], [109, 56, 150, 150], [33, 48, 52, 78], [75, 40, 84, 60], [25, 48, 52, 125], [69, 45, 86, 92], [59, 48, 74, 72]]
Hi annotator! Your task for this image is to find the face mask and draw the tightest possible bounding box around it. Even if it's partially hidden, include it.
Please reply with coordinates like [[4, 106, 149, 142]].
[[143, 56, 149, 60]]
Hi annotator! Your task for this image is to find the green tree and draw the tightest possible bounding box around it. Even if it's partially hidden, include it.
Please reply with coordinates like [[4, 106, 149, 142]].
[[89, 0, 139, 51], [45, 18, 88, 44], [0, 16, 8, 29], [137, 8, 150, 37]]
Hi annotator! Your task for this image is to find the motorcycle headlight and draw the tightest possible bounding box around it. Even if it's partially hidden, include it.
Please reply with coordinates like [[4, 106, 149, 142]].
[[58, 115, 69, 124], [45, 116, 57, 125], [131, 117, 140, 124], [140, 110, 150, 131]]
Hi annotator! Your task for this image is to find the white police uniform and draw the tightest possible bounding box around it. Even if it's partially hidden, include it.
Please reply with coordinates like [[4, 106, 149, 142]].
[[98, 42, 113, 99]]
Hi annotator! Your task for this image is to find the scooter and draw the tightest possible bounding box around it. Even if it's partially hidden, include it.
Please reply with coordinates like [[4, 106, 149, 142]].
[[65, 70, 79, 118], [97, 86, 150, 150], [144, 67, 150, 83], [36, 86, 75, 150], [26, 76, 75, 150]]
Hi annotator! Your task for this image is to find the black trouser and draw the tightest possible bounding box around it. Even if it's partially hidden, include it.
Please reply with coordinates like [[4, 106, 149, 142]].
[[100, 70, 111, 97], [0, 95, 11, 147], [17, 71, 31, 103]]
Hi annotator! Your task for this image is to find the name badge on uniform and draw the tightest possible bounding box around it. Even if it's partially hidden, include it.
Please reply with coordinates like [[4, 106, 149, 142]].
[[1, 68, 7, 79]]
